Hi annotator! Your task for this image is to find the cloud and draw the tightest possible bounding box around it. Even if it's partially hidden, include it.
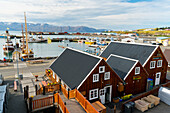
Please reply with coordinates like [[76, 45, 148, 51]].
[[0, 0, 170, 30]]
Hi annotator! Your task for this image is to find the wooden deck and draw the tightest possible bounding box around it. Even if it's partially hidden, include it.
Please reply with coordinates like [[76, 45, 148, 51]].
[[21, 76, 44, 97], [59, 92, 86, 113]]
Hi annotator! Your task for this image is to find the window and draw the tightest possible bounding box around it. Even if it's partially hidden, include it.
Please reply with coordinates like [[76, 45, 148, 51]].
[[157, 60, 162, 67], [135, 67, 140, 75], [99, 66, 105, 73], [150, 61, 156, 69], [104, 72, 110, 80], [89, 89, 98, 100], [93, 74, 99, 82]]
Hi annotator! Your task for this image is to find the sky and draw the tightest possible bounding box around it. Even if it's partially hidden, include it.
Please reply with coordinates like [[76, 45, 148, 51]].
[[0, 0, 170, 30]]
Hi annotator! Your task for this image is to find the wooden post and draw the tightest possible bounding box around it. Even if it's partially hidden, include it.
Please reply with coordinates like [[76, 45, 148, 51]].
[[53, 91, 56, 104], [59, 79, 61, 92], [24, 87, 26, 100], [114, 105, 116, 113], [26, 85, 29, 100], [68, 89, 70, 99], [35, 85, 37, 95], [29, 97, 33, 112], [43, 86, 45, 95], [64, 102, 66, 113]]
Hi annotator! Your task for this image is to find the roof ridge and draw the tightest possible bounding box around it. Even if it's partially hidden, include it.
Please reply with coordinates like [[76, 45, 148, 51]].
[[107, 54, 139, 62], [111, 41, 159, 47], [66, 47, 102, 60]]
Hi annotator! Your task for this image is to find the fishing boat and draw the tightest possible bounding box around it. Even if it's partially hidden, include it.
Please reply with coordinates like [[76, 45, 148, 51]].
[[77, 38, 86, 43], [96, 37, 107, 46], [0, 35, 7, 39], [3, 31, 14, 57], [21, 12, 34, 60], [96, 41, 107, 46], [28, 36, 47, 43]]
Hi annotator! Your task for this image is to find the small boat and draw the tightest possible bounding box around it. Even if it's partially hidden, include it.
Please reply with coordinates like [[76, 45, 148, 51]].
[[21, 49, 34, 59], [28, 37, 47, 43], [85, 38, 95, 45], [0, 35, 7, 39], [62, 39, 69, 43], [96, 41, 107, 46], [78, 38, 86, 43], [96, 38, 107, 46]]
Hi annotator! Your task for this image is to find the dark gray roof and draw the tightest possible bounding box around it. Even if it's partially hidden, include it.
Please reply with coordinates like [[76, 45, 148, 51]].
[[107, 55, 137, 80], [100, 42, 157, 65], [50, 48, 101, 89]]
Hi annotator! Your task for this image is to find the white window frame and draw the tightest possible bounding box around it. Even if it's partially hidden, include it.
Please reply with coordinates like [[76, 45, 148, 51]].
[[150, 61, 156, 69], [89, 89, 98, 100], [104, 72, 110, 80], [157, 60, 162, 68], [99, 66, 105, 73], [135, 67, 140, 75], [93, 74, 99, 82]]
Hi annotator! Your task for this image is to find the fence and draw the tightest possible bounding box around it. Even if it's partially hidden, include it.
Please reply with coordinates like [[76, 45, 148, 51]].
[[54, 93, 69, 113], [36, 84, 60, 95], [32, 96, 53, 110], [28, 92, 69, 113], [75, 89, 99, 113], [61, 85, 68, 98], [121, 81, 170, 111]]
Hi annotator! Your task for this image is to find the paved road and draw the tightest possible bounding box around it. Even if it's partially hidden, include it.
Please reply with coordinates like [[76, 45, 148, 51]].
[[0, 59, 54, 78]]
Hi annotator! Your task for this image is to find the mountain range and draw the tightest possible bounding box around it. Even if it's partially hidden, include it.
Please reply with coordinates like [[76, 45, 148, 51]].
[[0, 22, 106, 32]]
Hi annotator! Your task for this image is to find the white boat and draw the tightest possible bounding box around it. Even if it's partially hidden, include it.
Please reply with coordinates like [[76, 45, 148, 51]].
[[3, 31, 14, 56]]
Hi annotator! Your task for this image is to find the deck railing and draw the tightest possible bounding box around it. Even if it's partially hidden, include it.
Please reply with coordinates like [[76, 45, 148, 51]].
[[61, 85, 68, 98], [30, 93, 69, 113], [36, 84, 60, 95], [54, 93, 69, 113], [32, 96, 53, 110], [75, 89, 99, 113]]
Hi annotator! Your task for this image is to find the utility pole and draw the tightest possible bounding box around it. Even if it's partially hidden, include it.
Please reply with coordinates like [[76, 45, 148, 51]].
[[15, 37, 19, 78]]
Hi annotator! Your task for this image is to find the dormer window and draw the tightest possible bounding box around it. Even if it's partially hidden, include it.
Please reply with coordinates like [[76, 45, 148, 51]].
[[99, 66, 105, 73]]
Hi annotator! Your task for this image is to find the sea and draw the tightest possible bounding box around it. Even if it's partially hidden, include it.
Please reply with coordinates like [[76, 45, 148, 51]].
[[0, 30, 96, 60]]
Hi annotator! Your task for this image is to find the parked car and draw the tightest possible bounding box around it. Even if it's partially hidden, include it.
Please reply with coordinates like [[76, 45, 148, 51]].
[[0, 73, 4, 85]]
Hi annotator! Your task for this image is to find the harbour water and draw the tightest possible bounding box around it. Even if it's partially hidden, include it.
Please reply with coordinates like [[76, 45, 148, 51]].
[[0, 31, 95, 60]]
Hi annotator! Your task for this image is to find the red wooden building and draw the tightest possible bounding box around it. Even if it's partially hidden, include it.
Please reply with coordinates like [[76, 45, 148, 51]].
[[49, 48, 123, 104], [100, 42, 168, 86], [107, 54, 149, 95]]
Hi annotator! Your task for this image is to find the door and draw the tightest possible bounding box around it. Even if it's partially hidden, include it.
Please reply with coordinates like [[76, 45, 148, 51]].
[[155, 72, 161, 85], [99, 89, 105, 104], [104, 85, 112, 103]]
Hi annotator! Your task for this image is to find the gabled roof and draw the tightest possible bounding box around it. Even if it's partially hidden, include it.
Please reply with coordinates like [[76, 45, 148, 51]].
[[100, 42, 158, 66], [107, 54, 138, 80], [50, 47, 101, 89]]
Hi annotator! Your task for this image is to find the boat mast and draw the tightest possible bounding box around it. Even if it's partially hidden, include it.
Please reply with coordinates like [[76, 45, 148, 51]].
[[24, 12, 28, 54], [21, 24, 25, 48]]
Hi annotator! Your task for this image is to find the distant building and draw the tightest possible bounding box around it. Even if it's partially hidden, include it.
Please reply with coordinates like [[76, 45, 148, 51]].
[[156, 37, 170, 45], [144, 28, 155, 31]]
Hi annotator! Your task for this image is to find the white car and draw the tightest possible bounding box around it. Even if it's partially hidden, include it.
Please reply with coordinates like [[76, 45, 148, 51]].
[[0, 73, 4, 85]]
